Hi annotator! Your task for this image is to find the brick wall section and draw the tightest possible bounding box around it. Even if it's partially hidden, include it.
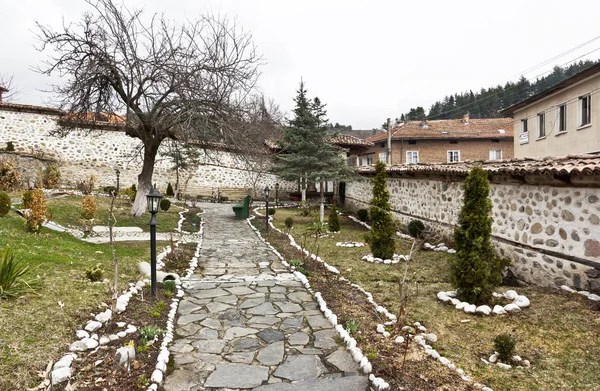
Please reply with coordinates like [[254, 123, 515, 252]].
[[360, 138, 514, 164]]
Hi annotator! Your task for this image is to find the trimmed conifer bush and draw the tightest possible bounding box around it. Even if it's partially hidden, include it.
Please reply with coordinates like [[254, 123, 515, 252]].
[[365, 162, 395, 259], [357, 209, 369, 222], [160, 199, 171, 211], [166, 182, 174, 197], [25, 188, 47, 233], [328, 202, 341, 232], [0, 192, 11, 217], [80, 195, 97, 220], [407, 219, 425, 238], [451, 167, 510, 304], [494, 333, 517, 362]]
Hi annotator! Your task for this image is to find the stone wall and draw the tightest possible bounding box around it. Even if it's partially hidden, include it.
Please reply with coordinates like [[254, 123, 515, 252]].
[[345, 172, 600, 291], [0, 107, 295, 198]]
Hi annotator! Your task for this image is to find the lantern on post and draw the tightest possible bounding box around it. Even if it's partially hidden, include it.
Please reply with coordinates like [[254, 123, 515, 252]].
[[146, 184, 163, 297], [264, 185, 270, 233]]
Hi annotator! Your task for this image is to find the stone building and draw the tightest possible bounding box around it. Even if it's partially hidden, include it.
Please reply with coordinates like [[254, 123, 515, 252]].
[[356, 116, 514, 166]]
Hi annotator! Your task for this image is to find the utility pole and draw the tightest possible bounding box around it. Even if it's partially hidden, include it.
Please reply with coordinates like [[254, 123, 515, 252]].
[[386, 118, 392, 165]]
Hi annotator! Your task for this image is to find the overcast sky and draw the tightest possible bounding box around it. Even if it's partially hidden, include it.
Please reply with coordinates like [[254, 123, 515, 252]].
[[2, 0, 600, 129]]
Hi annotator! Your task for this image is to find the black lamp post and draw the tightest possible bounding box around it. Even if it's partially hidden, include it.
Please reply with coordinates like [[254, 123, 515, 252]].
[[264, 185, 270, 233], [275, 183, 280, 207], [147, 184, 163, 297]]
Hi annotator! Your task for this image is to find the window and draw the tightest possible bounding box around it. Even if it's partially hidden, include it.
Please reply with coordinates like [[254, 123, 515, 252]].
[[379, 142, 386, 148], [579, 94, 591, 127], [406, 151, 419, 164], [408, 140, 417, 145], [520, 119, 529, 143], [489, 150, 503, 160], [558, 103, 567, 132], [379, 152, 387, 163], [359, 154, 374, 166], [447, 150, 460, 162], [537, 112, 545, 138]]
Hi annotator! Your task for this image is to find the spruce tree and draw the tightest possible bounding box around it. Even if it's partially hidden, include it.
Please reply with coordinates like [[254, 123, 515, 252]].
[[365, 161, 395, 259], [451, 167, 510, 304]]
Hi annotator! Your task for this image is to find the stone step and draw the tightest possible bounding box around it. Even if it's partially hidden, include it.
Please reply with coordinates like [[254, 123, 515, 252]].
[[251, 375, 370, 391]]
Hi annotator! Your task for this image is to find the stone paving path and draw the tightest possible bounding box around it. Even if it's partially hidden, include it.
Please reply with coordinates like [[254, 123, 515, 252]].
[[164, 203, 369, 391]]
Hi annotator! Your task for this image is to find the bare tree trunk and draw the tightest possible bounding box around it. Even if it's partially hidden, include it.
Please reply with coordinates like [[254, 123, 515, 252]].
[[109, 170, 120, 312], [301, 174, 307, 202], [131, 142, 158, 217], [319, 180, 325, 222]]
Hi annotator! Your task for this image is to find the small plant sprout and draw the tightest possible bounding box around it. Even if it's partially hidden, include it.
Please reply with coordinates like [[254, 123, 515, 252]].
[[140, 325, 165, 346], [346, 319, 360, 335]]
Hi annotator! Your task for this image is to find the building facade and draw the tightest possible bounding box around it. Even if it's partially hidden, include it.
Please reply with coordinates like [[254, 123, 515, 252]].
[[356, 116, 513, 165], [501, 62, 600, 158]]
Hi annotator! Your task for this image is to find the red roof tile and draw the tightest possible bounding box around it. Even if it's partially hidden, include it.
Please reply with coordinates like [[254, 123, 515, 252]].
[[356, 154, 600, 176], [368, 118, 514, 142], [0, 102, 64, 115], [329, 134, 374, 147]]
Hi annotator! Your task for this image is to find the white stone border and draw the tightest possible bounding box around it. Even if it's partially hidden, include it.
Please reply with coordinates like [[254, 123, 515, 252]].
[[423, 242, 456, 254], [361, 253, 409, 264], [437, 290, 530, 316], [560, 285, 600, 302], [336, 241, 365, 248], [251, 208, 498, 391]]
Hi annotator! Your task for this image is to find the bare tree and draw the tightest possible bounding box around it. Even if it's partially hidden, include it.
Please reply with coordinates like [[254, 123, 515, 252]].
[[36, 0, 262, 216], [0, 74, 19, 103]]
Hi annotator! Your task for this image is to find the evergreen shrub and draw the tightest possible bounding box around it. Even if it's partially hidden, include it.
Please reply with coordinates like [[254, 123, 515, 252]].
[[166, 183, 174, 197], [365, 162, 395, 259], [357, 209, 369, 222], [0, 192, 11, 217], [22, 190, 34, 209], [42, 163, 61, 189], [268, 208, 276, 215], [408, 219, 425, 238], [284, 217, 294, 230], [328, 202, 341, 232], [494, 333, 517, 362], [5, 142, 15, 152], [451, 167, 511, 304], [103, 186, 117, 196], [85, 263, 103, 282], [160, 199, 171, 211]]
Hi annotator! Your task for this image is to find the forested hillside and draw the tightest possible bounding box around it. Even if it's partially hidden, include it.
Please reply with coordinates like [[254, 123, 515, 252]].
[[396, 60, 597, 123]]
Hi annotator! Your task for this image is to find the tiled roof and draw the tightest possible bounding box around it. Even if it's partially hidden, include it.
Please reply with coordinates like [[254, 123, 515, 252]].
[[0, 102, 64, 115], [329, 134, 374, 147], [59, 112, 127, 128], [367, 118, 514, 142], [356, 154, 600, 176]]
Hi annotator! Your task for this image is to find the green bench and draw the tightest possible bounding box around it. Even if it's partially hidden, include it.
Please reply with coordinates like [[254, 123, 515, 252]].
[[232, 195, 251, 219]]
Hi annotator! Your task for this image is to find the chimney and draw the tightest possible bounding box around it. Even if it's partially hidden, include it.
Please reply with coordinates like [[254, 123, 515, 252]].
[[462, 113, 469, 124], [0, 86, 8, 104]]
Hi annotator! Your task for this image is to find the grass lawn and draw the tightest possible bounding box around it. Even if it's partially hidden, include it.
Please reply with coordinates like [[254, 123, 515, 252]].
[[267, 207, 600, 391], [43, 195, 182, 232], [0, 208, 171, 389]]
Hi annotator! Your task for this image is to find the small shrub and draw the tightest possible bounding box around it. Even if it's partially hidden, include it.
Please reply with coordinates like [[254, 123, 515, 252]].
[[0, 192, 10, 217], [121, 188, 136, 204], [166, 183, 174, 197], [494, 333, 517, 362], [150, 310, 161, 317], [103, 186, 117, 196], [76, 175, 96, 195], [0, 247, 41, 299], [81, 195, 97, 220], [136, 374, 150, 389], [306, 217, 329, 238], [328, 202, 341, 232], [407, 219, 425, 238], [85, 263, 103, 282], [24, 189, 47, 233], [300, 208, 310, 217], [160, 199, 171, 211], [163, 280, 176, 293], [22, 190, 34, 209], [268, 208, 276, 216], [284, 217, 294, 231], [0, 159, 21, 191], [357, 209, 369, 222], [42, 163, 61, 189], [140, 325, 165, 346], [5, 141, 15, 152], [154, 301, 168, 312]]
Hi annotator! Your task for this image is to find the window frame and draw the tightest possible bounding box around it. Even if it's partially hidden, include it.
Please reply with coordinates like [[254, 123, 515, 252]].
[[579, 93, 592, 128], [537, 112, 546, 139], [406, 150, 419, 164], [557, 103, 567, 133], [447, 150, 460, 163], [489, 149, 503, 160], [520, 118, 529, 143], [378, 151, 387, 163]]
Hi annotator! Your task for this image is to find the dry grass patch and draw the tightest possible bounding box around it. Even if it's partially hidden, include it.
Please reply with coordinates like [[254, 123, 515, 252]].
[[268, 207, 600, 391]]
